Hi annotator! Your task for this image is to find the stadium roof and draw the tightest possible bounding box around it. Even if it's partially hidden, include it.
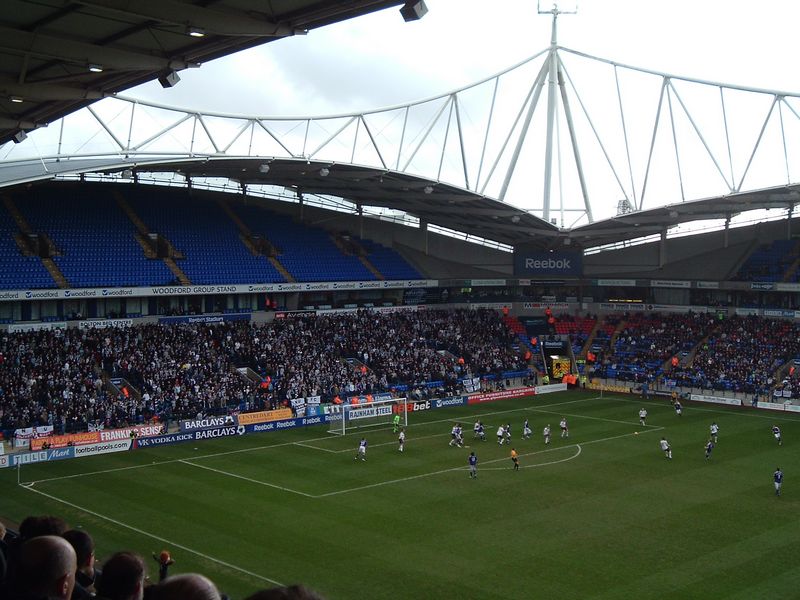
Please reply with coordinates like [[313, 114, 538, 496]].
[[0, 0, 404, 146], [3, 155, 799, 250]]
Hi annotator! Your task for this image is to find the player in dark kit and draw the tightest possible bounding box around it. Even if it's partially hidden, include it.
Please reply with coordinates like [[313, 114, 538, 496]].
[[704, 439, 714, 460], [774, 467, 783, 496], [468, 452, 478, 479]]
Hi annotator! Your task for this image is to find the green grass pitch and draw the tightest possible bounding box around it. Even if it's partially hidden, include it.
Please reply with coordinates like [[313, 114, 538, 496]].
[[2, 391, 799, 599]]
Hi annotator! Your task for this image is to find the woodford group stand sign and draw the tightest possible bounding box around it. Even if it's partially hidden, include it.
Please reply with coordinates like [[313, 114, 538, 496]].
[[0, 280, 440, 302]]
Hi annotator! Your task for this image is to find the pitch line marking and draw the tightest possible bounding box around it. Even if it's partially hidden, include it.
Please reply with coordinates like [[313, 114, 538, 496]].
[[178, 459, 314, 498], [526, 407, 661, 428], [293, 442, 337, 453], [314, 427, 663, 498], [20, 483, 285, 587], [26, 396, 595, 485], [479, 444, 582, 471], [600, 394, 800, 422]]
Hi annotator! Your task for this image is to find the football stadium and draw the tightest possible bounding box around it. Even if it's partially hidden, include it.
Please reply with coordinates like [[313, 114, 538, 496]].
[[1, 1, 800, 598]]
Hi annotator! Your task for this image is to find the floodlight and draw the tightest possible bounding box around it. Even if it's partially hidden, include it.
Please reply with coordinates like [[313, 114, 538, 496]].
[[9, 96, 23, 103], [158, 70, 181, 88], [88, 64, 104, 73], [511, 215, 521, 223], [258, 163, 270, 174], [319, 167, 330, 177], [187, 26, 205, 37], [400, 0, 428, 22], [423, 185, 433, 194]]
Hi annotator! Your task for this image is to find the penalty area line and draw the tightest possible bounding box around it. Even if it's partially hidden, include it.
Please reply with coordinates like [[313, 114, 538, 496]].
[[19, 483, 284, 587], [178, 459, 315, 498], [317, 428, 662, 497], [480, 444, 582, 471]]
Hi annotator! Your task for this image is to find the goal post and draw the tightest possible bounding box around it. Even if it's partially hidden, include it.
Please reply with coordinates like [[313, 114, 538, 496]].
[[327, 397, 408, 435]]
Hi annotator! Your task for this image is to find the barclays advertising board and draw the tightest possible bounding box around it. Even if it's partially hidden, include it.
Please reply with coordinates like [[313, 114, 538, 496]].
[[513, 250, 583, 277]]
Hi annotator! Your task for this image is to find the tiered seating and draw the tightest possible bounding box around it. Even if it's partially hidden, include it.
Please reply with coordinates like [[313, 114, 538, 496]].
[[232, 205, 374, 281], [554, 314, 596, 355], [0, 205, 55, 289], [359, 239, 422, 279], [128, 190, 285, 285], [601, 313, 709, 382], [588, 315, 624, 379], [0, 309, 527, 433], [672, 315, 800, 393], [734, 239, 799, 282], [502, 314, 544, 372], [14, 189, 174, 288]]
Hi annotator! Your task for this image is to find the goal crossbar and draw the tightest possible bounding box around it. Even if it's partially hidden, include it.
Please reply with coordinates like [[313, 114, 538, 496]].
[[327, 397, 408, 435]]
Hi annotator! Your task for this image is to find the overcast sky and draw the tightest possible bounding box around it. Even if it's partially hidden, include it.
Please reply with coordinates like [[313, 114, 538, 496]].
[[8, 0, 800, 229], [123, 0, 800, 226], [128, 0, 800, 115]]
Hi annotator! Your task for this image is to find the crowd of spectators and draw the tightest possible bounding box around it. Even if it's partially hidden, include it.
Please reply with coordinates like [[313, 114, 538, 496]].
[[552, 313, 597, 356], [0, 514, 324, 599], [670, 315, 800, 394], [581, 312, 800, 396], [0, 309, 526, 434], [593, 312, 714, 382]]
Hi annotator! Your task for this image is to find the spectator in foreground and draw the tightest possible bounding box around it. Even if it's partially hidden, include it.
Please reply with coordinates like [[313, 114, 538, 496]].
[[17, 515, 69, 541], [96, 552, 146, 600], [62, 529, 99, 600], [11, 535, 77, 600], [245, 585, 326, 600], [148, 573, 220, 600]]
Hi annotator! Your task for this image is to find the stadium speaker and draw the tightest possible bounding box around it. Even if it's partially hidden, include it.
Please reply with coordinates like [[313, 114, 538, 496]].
[[158, 70, 181, 88], [13, 130, 27, 144], [400, 0, 428, 22]]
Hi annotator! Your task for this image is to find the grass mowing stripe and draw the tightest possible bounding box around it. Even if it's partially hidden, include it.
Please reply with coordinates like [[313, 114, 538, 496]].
[[527, 406, 661, 428], [314, 427, 663, 498], [166, 429, 656, 499], [602, 393, 800, 422], [314, 428, 662, 497], [20, 483, 285, 587], [178, 459, 315, 497], [293, 442, 337, 453], [26, 396, 598, 485], [479, 444, 583, 470]]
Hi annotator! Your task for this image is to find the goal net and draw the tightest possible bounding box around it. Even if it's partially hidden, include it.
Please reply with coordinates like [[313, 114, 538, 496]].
[[327, 397, 408, 435]]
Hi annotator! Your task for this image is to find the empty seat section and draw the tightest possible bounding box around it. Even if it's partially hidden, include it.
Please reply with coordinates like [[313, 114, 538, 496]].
[[15, 188, 174, 288], [359, 239, 422, 279], [233, 205, 375, 282], [128, 190, 285, 285], [0, 206, 55, 288], [734, 239, 799, 282]]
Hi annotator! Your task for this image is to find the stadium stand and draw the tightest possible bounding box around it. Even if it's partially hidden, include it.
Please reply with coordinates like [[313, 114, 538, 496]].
[[2, 184, 424, 288], [554, 313, 596, 356], [13, 187, 175, 288], [231, 204, 377, 282], [0, 309, 528, 434], [733, 239, 800, 282], [0, 203, 55, 290], [670, 315, 800, 393], [128, 188, 286, 286], [595, 313, 712, 382], [358, 238, 422, 280]]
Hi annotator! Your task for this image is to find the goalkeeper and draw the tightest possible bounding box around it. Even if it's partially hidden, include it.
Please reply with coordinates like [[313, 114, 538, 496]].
[[392, 412, 401, 433]]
